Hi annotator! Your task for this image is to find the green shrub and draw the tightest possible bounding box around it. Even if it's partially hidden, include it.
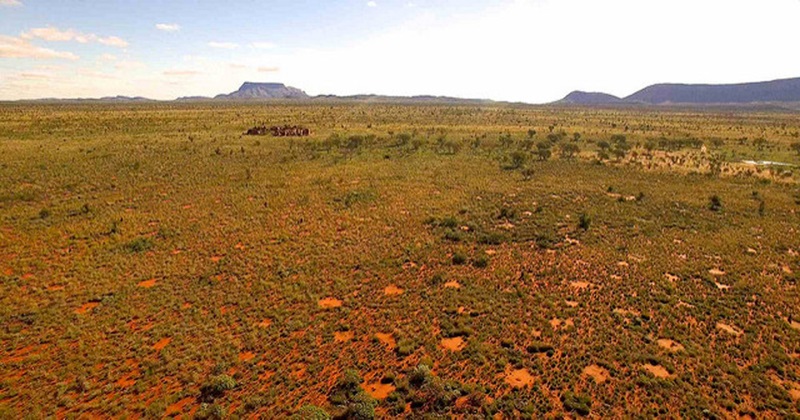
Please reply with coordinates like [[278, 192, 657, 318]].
[[195, 403, 226, 420], [562, 391, 591, 416], [123, 237, 154, 253], [452, 253, 467, 265], [507, 151, 528, 169], [292, 405, 331, 420], [526, 342, 554, 355], [472, 256, 489, 268], [199, 374, 237, 402], [709, 195, 722, 212], [578, 213, 591, 231]]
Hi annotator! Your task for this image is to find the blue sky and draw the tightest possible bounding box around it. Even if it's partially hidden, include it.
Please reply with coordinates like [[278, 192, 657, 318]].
[[1, 0, 799, 101]]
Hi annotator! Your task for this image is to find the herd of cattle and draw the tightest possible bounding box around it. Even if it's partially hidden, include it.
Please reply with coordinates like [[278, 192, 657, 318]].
[[245, 125, 310, 137]]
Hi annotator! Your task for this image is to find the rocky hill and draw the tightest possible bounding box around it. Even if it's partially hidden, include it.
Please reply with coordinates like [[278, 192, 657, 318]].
[[558, 91, 624, 104], [626, 77, 800, 104], [214, 82, 309, 100], [558, 77, 800, 105]]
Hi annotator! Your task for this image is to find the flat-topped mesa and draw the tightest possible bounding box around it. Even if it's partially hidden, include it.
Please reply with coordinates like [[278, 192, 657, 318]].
[[239, 82, 286, 90], [215, 82, 310, 100]]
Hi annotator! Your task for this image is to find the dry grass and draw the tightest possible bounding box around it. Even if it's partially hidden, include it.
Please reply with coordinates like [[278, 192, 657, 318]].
[[0, 102, 799, 418]]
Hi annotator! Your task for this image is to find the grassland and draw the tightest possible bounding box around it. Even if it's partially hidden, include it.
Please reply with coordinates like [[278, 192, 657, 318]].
[[1, 102, 799, 418]]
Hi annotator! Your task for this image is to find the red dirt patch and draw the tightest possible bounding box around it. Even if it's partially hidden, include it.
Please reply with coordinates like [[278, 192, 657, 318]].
[[716, 322, 743, 337], [657, 339, 685, 352], [363, 382, 396, 399], [153, 337, 172, 351], [375, 333, 396, 350], [505, 368, 535, 388], [137, 278, 157, 288], [643, 364, 673, 378], [318, 297, 343, 308], [583, 364, 609, 383], [549, 318, 574, 329], [75, 302, 99, 315], [384, 285, 404, 296], [569, 281, 590, 290], [613, 308, 640, 317], [238, 352, 255, 362], [257, 319, 272, 328], [1, 345, 48, 364], [165, 397, 195, 416], [709, 268, 725, 276], [789, 319, 800, 330], [444, 281, 461, 289], [440, 336, 466, 351], [334, 331, 354, 342], [115, 370, 140, 388]]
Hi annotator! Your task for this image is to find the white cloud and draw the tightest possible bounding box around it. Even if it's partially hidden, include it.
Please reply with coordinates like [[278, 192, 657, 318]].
[[97, 36, 128, 48], [4, 0, 800, 102], [208, 42, 239, 49], [0, 0, 22, 6], [0, 35, 79, 60], [367, 1, 377, 7], [99, 53, 118, 61], [251, 42, 276, 49], [21, 27, 128, 48], [155, 23, 181, 32]]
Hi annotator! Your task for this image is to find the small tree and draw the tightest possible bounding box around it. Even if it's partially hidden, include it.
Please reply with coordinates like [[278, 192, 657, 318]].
[[709, 195, 722, 212], [499, 133, 514, 148], [507, 150, 528, 169], [536, 142, 552, 161], [791, 141, 800, 156], [560, 143, 580, 160], [527, 129, 537, 138], [578, 213, 591, 230]]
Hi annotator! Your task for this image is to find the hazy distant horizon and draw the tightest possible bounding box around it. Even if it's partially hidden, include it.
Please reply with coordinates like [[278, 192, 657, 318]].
[[1, 0, 799, 102]]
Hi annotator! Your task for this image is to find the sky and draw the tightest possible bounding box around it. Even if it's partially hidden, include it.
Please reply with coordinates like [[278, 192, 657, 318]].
[[1, 0, 799, 102]]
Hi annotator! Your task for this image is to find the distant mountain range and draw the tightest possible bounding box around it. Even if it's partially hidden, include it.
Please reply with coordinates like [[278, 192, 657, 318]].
[[9, 77, 800, 108], [558, 77, 800, 106], [174, 82, 495, 104]]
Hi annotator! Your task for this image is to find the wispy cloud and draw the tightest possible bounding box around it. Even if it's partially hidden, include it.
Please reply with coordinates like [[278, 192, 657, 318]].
[[18, 72, 51, 79], [98, 36, 128, 48], [0, 0, 22, 6], [228, 63, 247, 69], [0, 35, 79, 60], [208, 42, 239, 49], [114, 60, 147, 70], [21, 27, 128, 48], [367, 1, 377, 7], [257, 66, 280, 73], [99, 53, 118, 61], [251, 42, 276, 49], [155, 23, 181, 32], [163, 70, 200, 76]]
